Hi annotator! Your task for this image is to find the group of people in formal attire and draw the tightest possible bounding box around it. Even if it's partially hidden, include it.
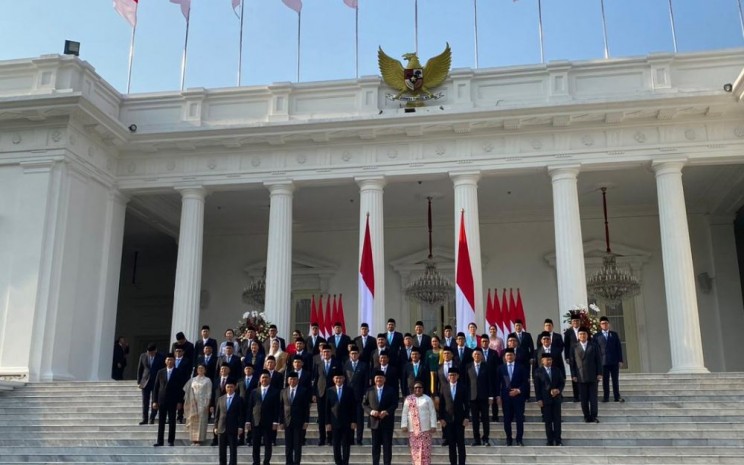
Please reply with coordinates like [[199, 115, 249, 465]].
[[134, 312, 625, 465]]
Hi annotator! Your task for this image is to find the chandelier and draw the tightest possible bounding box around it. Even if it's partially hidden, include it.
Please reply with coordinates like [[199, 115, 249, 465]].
[[405, 197, 453, 305], [242, 268, 266, 308], [586, 187, 641, 304]]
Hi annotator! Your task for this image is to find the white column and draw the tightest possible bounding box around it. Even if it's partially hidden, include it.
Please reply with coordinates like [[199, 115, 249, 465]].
[[357, 177, 386, 335], [549, 165, 588, 321], [451, 172, 484, 333], [653, 161, 708, 374], [264, 182, 294, 340], [170, 186, 206, 344]]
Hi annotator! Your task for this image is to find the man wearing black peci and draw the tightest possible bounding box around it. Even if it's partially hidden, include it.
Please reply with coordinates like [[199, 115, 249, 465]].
[[280, 372, 310, 465]]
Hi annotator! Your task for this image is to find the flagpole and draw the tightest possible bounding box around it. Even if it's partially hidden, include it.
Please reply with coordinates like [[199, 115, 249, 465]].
[[537, 0, 544, 63], [667, 0, 678, 53], [737, 0, 744, 41], [126, 18, 137, 94], [237, 0, 245, 86], [355, 6, 359, 78], [296, 10, 302, 82], [600, 0, 609, 58], [414, 0, 419, 55], [473, 0, 479, 68], [180, 12, 190, 91]]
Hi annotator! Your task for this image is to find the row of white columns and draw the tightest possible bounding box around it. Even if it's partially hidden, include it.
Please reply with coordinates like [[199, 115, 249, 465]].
[[167, 161, 707, 373]]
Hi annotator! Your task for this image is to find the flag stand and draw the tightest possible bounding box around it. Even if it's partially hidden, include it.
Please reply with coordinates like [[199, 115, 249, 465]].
[[126, 21, 137, 93], [179, 11, 191, 91]]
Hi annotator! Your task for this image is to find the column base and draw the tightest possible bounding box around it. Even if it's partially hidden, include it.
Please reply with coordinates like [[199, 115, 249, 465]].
[[666, 366, 710, 375]]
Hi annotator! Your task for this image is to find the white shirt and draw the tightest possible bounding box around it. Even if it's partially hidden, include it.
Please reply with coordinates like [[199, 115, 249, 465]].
[[401, 395, 438, 433]]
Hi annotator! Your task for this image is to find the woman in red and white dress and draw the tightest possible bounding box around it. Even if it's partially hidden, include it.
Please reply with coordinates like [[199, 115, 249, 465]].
[[401, 380, 438, 465]]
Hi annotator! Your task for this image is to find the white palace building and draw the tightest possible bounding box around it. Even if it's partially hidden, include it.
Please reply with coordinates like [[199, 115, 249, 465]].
[[1, 49, 744, 383]]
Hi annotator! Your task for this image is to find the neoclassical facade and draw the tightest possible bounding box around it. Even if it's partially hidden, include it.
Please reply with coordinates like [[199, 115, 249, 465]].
[[1, 49, 744, 382]]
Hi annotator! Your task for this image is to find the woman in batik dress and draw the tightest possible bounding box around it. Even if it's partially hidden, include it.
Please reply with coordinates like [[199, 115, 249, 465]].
[[183, 364, 212, 445], [401, 381, 439, 465]]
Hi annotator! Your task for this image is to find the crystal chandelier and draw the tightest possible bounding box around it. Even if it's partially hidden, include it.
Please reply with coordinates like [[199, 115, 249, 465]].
[[586, 187, 641, 304], [242, 268, 266, 308], [405, 197, 454, 305]]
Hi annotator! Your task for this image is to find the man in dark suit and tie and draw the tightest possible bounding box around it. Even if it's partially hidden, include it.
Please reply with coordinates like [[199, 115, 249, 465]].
[[398, 334, 415, 395], [383, 319, 403, 365], [478, 334, 502, 422], [370, 334, 389, 371], [172, 332, 195, 364], [280, 372, 310, 465], [570, 327, 603, 423], [238, 364, 258, 446], [152, 353, 183, 447], [306, 322, 326, 356], [173, 345, 192, 423], [137, 343, 164, 425], [437, 347, 459, 396], [543, 319, 565, 358], [535, 332, 565, 379], [292, 338, 313, 372], [195, 344, 218, 380], [326, 370, 356, 465], [533, 352, 565, 446], [194, 325, 219, 359], [376, 351, 398, 391], [363, 371, 398, 465], [352, 323, 375, 364], [246, 371, 280, 465], [285, 355, 312, 389], [453, 333, 473, 368], [328, 322, 352, 363], [466, 348, 494, 446], [438, 367, 469, 465], [403, 347, 430, 396], [214, 380, 244, 465], [496, 348, 529, 446], [596, 316, 625, 403], [263, 324, 286, 353], [218, 342, 243, 378], [441, 325, 455, 349], [563, 312, 582, 402], [344, 346, 369, 445], [212, 363, 236, 446], [313, 345, 339, 446], [412, 321, 432, 355]]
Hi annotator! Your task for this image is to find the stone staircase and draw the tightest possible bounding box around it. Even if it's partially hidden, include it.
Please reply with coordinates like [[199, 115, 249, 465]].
[[0, 373, 743, 464]]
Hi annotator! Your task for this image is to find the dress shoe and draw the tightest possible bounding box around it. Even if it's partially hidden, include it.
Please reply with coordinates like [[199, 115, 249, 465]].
[[505, 439, 513, 446], [149, 419, 155, 424], [139, 421, 148, 425], [555, 442, 563, 446], [441, 440, 449, 447], [482, 439, 490, 446], [516, 441, 524, 446], [594, 418, 600, 423], [601, 399, 609, 403], [167, 442, 174, 447], [210, 440, 218, 447], [153, 443, 163, 447], [615, 398, 625, 403], [584, 418, 592, 423], [317, 441, 326, 446], [546, 442, 554, 446]]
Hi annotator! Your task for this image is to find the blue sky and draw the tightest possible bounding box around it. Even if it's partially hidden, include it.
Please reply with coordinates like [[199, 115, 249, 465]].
[[2, 0, 743, 93]]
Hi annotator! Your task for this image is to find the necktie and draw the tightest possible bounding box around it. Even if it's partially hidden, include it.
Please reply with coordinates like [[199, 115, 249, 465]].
[[167, 369, 171, 382], [483, 352, 488, 362], [377, 388, 382, 403], [176, 359, 180, 368], [245, 378, 250, 389], [459, 348, 463, 359], [518, 333, 522, 343], [227, 395, 232, 410], [451, 385, 456, 399], [418, 336, 422, 345], [290, 388, 295, 403], [352, 362, 357, 372], [221, 377, 226, 389], [414, 364, 418, 377], [336, 335, 340, 346], [508, 364, 513, 380], [338, 387, 342, 399], [149, 356, 153, 366], [388, 333, 392, 344], [546, 368, 552, 380], [325, 361, 330, 375], [407, 349, 411, 359], [262, 388, 266, 400], [362, 337, 366, 348], [475, 364, 479, 376], [205, 356, 210, 363], [604, 331, 609, 339]]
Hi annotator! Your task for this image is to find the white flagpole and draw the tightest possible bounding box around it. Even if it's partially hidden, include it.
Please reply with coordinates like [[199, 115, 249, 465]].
[[600, 0, 609, 59], [667, 0, 678, 53], [414, 0, 419, 54], [237, 0, 245, 86], [126, 13, 137, 94], [538, 0, 544, 63], [473, 0, 479, 68], [296, 10, 302, 82], [355, 5, 359, 78], [737, 0, 744, 41], [180, 10, 191, 91]]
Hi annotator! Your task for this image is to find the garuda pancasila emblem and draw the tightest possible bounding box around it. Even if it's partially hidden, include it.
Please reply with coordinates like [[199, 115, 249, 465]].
[[378, 43, 452, 105]]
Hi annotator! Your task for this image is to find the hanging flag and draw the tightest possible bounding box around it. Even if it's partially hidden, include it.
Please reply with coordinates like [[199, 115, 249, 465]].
[[359, 215, 375, 333], [324, 293, 333, 339], [343, 0, 358, 8], [332, 295, 339, 329], [515, 288, 527, 330], [113, 0, 138, 27], [493, 287, 504, 341], [170, 0, 191, 20], [310, 294, 317, 334], [317, 295, 326, 339], [509, 288, 517, 333], [485, 288, 494, 333], [501, 288, 510, 336], [455, 210, 476, 334], [338, 294, 347, 334], [282, 0, 303, 12], [232, 0, 241, 11]]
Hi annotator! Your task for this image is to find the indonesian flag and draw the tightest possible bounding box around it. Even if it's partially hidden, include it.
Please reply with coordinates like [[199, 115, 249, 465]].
[[317, 295, 326, 339], [338, 294, 347, 334], [515, 288, 527, 330], [324, 293, 333, 338], [359, 215, 374, 333], [501, 289, 510, 336], [343, 0, 358, 8], [509, 288, 517, 333], [282, 0, 303, 13], [309, 295, 318, 334], [113, 0, 138, 27], [332, 295, 339, 328], [493, 287, 504, 340], [455, 210, 476, 333], [485, 289, 494, 334], [170, 0, 191, 20]]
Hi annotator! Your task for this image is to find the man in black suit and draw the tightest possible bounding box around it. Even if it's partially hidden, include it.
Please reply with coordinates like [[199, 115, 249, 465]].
[[534, 352, 565, 446], [363, 371, 398, 465], [238, 364, 258, 446], [438, 367, 470, 465], [137, 344, 164, 425], [263, 324, 286, 353], [306, 322, 326, 356], [326, 370, 356, 465], [437, 347, 459, 395], [240, 327, 264, 357], [212, 363, 236, 446], [265, 356, 284, 390], [509, 319, 535, 400], [353, 323, 375, 364], [496, 348, 529, 446], [194, 325, 219, 359], [376, 351, 398, 390], [280, 372, 310, 465], [542, 319, 565, 358], [172, 332, 195, 364], [596, 316, 625, 403], [466, 348, 494, 446], [383, 319, 403, 365], [412, 321, 432, 355], [292, 338, 313, 371], [563, 312, 582, 402], [152, 353, 183, 447], [569, 327, 603, 423], [313, 345, 339, 446], [246, 371, 280, 465], [112, 336, 129, 380], [478, 334, 502, 422], [403, 347, 430, 396], [441, 325, 455, 349], [328, 322, 352, 363], [453, 333, 473, 368], [398, 334, 415, 395], [535, 332, 566, 379], [344, 346, 369, 445], [218, 342, 243, 378], [214, 380, 244, 465], [244, 341, 265, 374], [172, 346, 191, 423], [370, 334, 389, 371], [195, 344, 218, 380], [285, 355, 312, 389]]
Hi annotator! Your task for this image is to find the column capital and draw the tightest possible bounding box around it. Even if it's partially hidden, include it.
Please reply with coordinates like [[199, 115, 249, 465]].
[[355, 176, 386, 190], [450, 171, 481, 186], [108, 189, 130, 205], [175, 185, 207, 200], [265, 181, 295, 195], [652, 159, 688, 176], [547, 164, 581, 180]]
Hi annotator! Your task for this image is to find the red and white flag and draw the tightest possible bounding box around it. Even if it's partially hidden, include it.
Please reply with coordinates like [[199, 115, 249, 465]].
[[282, 0, 302, 13], [309, 295, 318, 334], [509, 288, 517, 333], [455, 210, 476, 333], [317, 295, 326, 339], [501, 289, 510, 336], [493, 288, 504, 340], [515, 288, 527, 330], [170, 0, 191, 20], [359, 215, 374, 333], [332, 295, 339, 328], [324, 293, 333, 339], [485, 289, 494, 334], [113, 0, 138, 27], [338, 294, 347, 334], [343, 0, 358, 8]]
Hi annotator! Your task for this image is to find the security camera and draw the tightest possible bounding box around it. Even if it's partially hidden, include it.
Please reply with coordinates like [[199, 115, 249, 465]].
[[723, 83, 733, 93], [128, 124, 137, 133]]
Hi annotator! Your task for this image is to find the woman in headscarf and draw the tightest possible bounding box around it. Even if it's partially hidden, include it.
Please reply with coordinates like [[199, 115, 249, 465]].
[[183, 363, 212, 445], [268, 338, 288, 373]]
